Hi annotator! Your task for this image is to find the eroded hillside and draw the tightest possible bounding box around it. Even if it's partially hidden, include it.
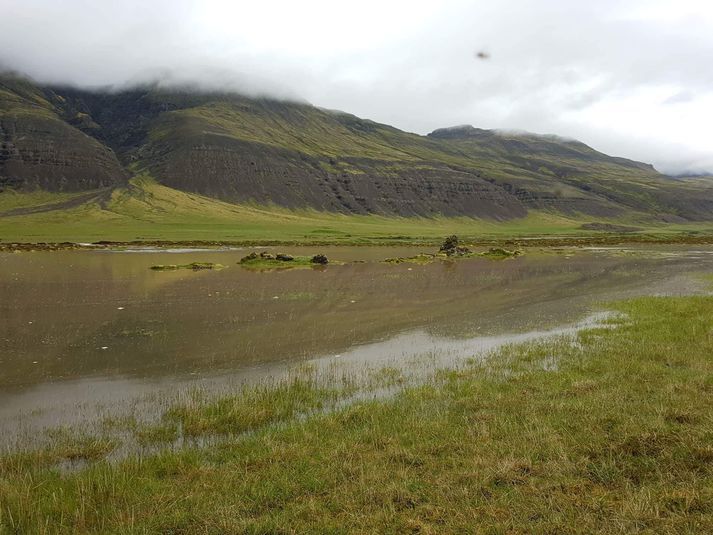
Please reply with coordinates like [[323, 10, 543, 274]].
[[2, 74, 713, 221]]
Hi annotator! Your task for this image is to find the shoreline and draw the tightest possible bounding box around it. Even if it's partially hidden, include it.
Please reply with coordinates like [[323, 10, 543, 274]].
[[5, 232, 713, 252]]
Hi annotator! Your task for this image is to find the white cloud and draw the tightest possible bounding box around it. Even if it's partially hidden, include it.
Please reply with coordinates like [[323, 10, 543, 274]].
[[0, 0, 711, 173]]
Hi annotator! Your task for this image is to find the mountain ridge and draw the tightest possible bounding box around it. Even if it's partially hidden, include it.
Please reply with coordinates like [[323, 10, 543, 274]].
[[2, 74, 713, 221]]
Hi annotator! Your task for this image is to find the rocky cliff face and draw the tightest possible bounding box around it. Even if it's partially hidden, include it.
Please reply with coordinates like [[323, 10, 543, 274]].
[[145, 133, 527, 218], [0, 78, 128, 192], [0, 113, 127, 191], [1, 75, 712, 221]]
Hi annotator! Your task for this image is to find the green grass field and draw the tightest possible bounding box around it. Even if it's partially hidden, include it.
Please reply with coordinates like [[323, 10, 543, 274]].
[[2, 295, 713, 533], [3, 177, 713, 245]]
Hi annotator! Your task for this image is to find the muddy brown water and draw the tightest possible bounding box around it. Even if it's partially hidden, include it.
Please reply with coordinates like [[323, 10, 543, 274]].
[[1, 244, 712, 444]]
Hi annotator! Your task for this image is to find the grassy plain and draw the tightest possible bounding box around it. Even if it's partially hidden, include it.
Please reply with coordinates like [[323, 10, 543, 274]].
[[2, 177, 713, 246], [2, 295, 713, 533]]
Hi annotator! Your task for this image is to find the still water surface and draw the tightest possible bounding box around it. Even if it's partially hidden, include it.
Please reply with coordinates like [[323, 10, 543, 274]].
[[1, 245, 711, 440]]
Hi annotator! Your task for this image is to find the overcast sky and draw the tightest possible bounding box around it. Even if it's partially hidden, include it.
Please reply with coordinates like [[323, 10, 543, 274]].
[[1, 0, 712, 174]]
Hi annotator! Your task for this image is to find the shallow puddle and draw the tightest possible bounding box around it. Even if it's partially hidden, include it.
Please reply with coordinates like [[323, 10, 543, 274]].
[[1, 244, 712, 443]]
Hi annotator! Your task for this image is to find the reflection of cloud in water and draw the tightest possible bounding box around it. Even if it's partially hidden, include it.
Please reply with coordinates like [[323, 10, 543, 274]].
[[307, 311, 612, 378], [0, 311, 612, 446]]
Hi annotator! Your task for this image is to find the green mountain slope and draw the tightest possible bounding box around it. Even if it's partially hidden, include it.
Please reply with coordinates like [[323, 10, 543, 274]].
[[427, 126, 713, 221], [1, 74, 713, 223]]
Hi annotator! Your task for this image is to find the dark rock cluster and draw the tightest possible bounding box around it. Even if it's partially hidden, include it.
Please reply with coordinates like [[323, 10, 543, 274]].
[[439, 235, 471, 257]]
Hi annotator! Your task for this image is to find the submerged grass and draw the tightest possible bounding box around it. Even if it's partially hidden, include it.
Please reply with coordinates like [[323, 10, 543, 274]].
[[164, 376, 350, 437], [149, 262, 225, 271], [237, 254, 333, 271], [2, 296, 713, 532], [384, 247, 522, 265]]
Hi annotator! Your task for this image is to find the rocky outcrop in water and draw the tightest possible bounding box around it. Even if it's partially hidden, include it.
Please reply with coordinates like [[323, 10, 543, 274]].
[[311, 254, 329, 265], [439, 235, 471, 257]]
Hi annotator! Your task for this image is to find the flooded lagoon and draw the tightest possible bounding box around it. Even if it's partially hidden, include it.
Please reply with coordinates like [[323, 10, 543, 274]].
[[1, 244, 712, 444]]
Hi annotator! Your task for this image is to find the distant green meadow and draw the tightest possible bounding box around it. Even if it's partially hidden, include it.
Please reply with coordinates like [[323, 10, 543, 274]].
[[2, 178, 713, 245]]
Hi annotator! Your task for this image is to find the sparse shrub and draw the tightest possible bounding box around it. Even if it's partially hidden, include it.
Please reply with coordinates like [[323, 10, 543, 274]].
[[440, 235, 459, 252]]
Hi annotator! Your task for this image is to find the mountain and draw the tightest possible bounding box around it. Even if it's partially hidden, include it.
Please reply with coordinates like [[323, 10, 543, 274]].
[[2, 73, 713, 222], [0, 76, 128, 191]]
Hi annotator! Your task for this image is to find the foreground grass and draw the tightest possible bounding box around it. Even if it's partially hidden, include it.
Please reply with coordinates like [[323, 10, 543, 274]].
[[2, 296, 713, 533]]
